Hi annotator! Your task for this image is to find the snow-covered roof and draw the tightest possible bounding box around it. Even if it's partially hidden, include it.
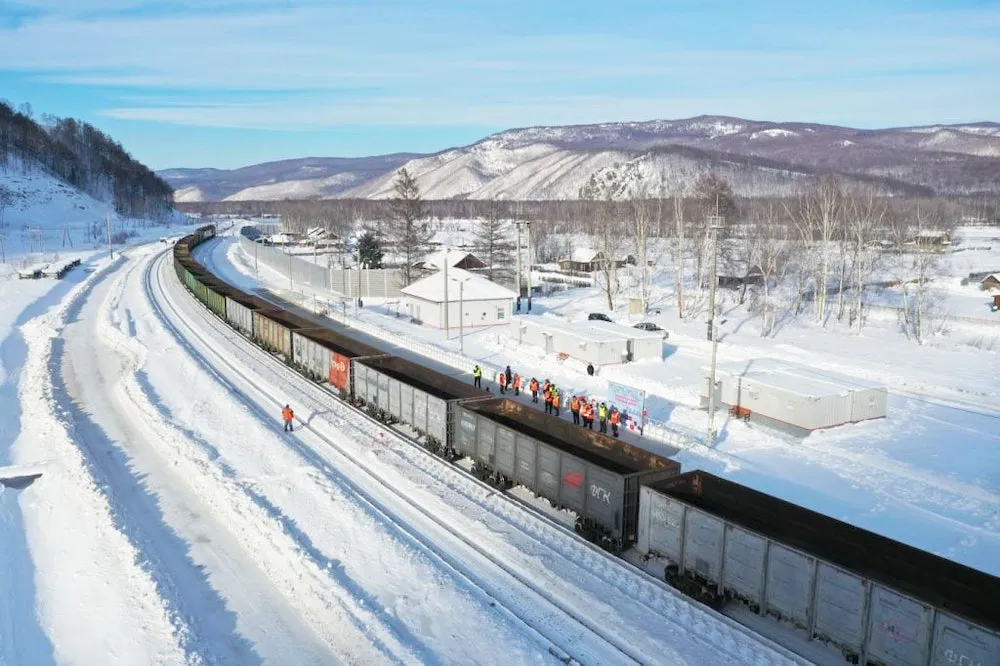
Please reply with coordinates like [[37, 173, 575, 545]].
[[586, 320, 663, 340], [709, 359, 885, 398], [401, 267, 516, 302], [414, 248, 483, 270], [565, 248, 601, 263], [514, 316, 627, 343]]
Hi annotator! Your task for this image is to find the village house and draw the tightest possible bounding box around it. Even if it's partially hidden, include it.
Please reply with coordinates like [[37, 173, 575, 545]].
[[401, 267, 516, 330]]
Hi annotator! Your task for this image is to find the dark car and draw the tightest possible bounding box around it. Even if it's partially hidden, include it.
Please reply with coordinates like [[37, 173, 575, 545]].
[[634, 321, 668, 338], [588, 312, 613, 322]]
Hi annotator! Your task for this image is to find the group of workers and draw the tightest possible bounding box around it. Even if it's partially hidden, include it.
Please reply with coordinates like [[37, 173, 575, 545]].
[[471, 364, 624, 438]]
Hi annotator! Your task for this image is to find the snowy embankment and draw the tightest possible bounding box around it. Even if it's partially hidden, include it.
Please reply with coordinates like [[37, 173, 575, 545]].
[[4, 253, 189, 666], [215, 228, 1000, 577], [171, 242, 802, 664]]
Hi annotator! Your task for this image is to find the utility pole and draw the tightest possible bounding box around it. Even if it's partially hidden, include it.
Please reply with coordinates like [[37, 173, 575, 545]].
[[515, 222, 522, 312], [705, 204, 725, 447], [443, 248, 450, 334], [458, 279, 465, 355], [525, 221, 533, 312]]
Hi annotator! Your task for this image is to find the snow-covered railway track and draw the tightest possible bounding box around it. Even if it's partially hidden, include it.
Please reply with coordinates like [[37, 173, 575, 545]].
[[150, 254, 644, 665], [155, 251, 805, 666]]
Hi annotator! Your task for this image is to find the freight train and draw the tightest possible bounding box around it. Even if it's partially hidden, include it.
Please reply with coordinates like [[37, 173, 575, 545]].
[[173, 224, 1000, 665]]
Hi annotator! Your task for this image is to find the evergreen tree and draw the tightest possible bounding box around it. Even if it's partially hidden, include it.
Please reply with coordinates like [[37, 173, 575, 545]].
[[388, 168, 432, 285], [357, 231, 384, 268]]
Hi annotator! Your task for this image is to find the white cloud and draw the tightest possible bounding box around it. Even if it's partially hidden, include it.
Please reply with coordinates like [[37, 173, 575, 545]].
[[1, 1, 998, 130]]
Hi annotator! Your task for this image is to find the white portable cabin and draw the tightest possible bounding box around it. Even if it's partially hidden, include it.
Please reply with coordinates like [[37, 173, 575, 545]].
[[702, 358, 887, 431], [584, 320, 663, 362], [510, 316, 629, 366]]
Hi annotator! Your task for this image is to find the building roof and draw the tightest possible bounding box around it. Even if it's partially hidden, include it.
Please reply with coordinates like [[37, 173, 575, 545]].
[[585, 319, 664, 340], [563, 248, 601, 264], [709, 358, 885, 398], [514, 315, 629, 344], [401, 267, 516, 302], [413, 248, 485, 270]]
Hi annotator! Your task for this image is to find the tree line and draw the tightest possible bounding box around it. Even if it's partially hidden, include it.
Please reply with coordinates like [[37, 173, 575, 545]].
[[0, 100, 175, 220]]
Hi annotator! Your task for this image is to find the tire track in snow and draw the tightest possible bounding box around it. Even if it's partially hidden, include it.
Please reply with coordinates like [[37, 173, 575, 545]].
[[92, 250, 424, 664], [13, 254, 191, 666]]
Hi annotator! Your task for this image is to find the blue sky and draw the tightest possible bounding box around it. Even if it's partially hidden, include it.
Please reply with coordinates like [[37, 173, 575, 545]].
[[0, 0, 997, 170]]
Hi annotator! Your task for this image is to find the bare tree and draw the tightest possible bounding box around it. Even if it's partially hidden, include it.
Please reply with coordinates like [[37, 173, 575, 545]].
[[672, 192, 687, 318], [580, 171, 626, 310], [625, 182, 661, 311], [790, 176, 844, 325], [748, 202, 792, 336], [0, 184, 10, 229], [389, 168, 432, 286], [844, 187, 887, 331]]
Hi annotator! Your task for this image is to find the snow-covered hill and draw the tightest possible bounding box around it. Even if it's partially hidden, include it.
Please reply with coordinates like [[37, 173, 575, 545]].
[[161, 116, 1000, 201], [1, 162, 187, 262]]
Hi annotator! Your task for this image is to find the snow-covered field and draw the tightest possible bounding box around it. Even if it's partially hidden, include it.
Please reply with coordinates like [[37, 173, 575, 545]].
[[2, 190, 801, 661], [216, 223, 1000, 579]]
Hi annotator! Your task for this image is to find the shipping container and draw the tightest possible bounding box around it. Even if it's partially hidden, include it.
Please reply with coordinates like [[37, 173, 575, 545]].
[[224, 296, 255, 336], [457, 398, 680, 549], [352, 355, 481, 443], [702, 358, 887, 432], [585, 320, 664, 362], [636, 471, 1000, 665], [510, 316, 630, 366]]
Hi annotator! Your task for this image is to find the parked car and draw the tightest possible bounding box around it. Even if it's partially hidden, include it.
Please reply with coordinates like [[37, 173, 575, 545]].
[[633, 321, 668, 338], [587, 312, 612, 322]]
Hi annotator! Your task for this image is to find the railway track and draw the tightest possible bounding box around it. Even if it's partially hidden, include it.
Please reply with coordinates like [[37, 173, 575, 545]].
[[150, 250, 645, 665], [154, 248, 806, 666]]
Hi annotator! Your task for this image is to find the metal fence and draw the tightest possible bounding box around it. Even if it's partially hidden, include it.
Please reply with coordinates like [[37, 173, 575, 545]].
[[238, 236, 403, 298], [330, 267, 403, 299]]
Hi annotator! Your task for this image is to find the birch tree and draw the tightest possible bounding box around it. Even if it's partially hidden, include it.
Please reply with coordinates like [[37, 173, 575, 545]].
[[672, 191, 687, 318], [791, 176, 844, 325], [844, 187, 887, 331], [749, 202, 792, 336], [580, 171, 626, 311]]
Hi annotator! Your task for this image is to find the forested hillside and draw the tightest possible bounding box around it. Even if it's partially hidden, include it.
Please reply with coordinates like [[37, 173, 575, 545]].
[[0, 101, 174, 219]]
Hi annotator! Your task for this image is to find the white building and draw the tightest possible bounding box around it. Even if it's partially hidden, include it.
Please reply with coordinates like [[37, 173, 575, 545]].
[[402, 267, 516, 330]]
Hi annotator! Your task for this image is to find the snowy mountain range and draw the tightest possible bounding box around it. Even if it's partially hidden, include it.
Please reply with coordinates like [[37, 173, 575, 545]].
[[159, 115, 1000, 201]]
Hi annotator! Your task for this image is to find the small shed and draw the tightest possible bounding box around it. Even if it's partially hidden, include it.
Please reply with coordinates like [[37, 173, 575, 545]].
[[413, 248, 486, 272], [585, 320, 663, 362], [717, 265, 765, 289], [557, 249, 632, 273], [401, 267, 515, 330], [702, 358, 887, 433], [510, 316, 630, 366], [980, 274, 1000, 292]]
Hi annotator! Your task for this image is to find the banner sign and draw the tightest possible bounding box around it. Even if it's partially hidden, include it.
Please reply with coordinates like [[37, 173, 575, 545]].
[[608, 381, 646, 432]]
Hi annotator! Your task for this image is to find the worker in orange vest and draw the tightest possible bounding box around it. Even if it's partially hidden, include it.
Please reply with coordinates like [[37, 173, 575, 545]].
[[610, 407, 621, 437], [581, 402, 593, 429], [498, 371, 507, 394], [543, 385, 552, 414], [552, 391, 561, 417], [570, 396, 581, 425], [512, 374, 521, 396], [282, 404, 294, 432], [529, 378, 539, 403]]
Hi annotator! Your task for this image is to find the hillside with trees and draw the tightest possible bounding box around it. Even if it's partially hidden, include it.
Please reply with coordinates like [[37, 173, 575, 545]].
[[0, 100, 174, 220]]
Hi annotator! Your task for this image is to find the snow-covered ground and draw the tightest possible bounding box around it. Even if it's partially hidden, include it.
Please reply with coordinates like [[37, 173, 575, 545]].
[[3, 196, 801, 660], [216, 223, 1000, 578]]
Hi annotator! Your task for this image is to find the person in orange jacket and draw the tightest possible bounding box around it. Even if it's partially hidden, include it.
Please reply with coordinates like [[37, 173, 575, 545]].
[[512, 374, 521, 396], [552, 391, 561, 417], [529, 378, 539, 402], [543, 386, 552, 414], [581, 402, 593, 429], [570, 395, 581, 425], [282, 404, 294, 432], [610, 407, 620, 437], [498, 371, 507, 394]]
